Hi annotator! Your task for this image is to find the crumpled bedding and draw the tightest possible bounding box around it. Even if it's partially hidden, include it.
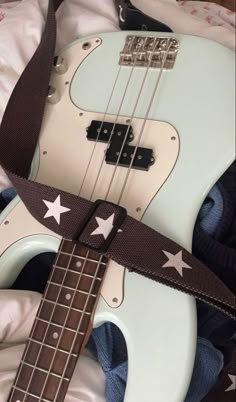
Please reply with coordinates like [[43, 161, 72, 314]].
[[0, 0, 235, 400]]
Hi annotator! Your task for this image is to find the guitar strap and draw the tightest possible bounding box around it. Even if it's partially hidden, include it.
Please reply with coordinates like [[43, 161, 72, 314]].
[[0, 1, 235, 399], [114, 0, 173, 32]]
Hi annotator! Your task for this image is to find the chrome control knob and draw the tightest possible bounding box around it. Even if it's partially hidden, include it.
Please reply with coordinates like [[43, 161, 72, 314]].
[[53, 56, 68, 74], [47, 86, 60, 104]]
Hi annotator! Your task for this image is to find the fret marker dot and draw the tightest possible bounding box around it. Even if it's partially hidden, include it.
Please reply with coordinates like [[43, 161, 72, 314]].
[[16, 400, 21, 402], [65, 293, 72, 300], [52, 332, 59, 339], [76, 261, 82, 268]]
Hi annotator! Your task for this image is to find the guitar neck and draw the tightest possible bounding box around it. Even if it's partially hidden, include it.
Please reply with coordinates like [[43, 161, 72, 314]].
[[8, 239, 108, 402]]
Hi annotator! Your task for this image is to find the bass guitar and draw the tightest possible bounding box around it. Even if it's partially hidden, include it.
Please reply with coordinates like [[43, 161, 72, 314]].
[[0, 32, 235, 402]]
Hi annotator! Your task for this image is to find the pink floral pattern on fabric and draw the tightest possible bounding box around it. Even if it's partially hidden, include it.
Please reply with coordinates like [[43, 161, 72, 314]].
[[179, 1, 235, 28], [0, 1, 21, 23]]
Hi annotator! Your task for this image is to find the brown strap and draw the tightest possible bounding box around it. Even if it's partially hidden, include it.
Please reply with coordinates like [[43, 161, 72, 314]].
[[0, 1, 235, 401]]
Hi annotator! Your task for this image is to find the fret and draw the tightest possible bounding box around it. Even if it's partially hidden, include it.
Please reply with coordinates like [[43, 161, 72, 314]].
[[10, 387, 48, 402], [38, 300, 92, 330], [41, 297, 92, 315], [11, 335, 82, 399], [46, 279, 98, 297], [11, 384, 67, 402], [20, 361, 71, 381], [56, 252, 107, 268], [51, 265, 102, 281], [41, 374, 69, 402], [49, 269, 102, 294], [13, 364, 47, 397], [15, 362, 69, 401], [35, 317, 86, 335], [24, 342, 76, 379], [31, 318, 87, 354], [60, 240, 108, 263], [44, 282, 97, 312], [50, 261, 105, 284], [54, 263, 105, 278], [27, 338, 78, 357]]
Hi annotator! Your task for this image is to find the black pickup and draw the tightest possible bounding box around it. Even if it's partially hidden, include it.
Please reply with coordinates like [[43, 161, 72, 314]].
[[86, 120, 133, 143], [86, 120, 155, 170]]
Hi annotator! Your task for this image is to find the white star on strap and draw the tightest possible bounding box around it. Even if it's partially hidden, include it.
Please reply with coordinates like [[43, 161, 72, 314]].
[[162, 250, 192, 277], [43, 195, 70, 224], [225, 374, 236, 392], [90, 213, 122, 240]]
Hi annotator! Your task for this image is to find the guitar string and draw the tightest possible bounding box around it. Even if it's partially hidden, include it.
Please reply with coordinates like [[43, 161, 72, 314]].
[[12, 35, 138, 402], [104, 38, 169, 201], [80, 36, 146, 199], [36, 37, 145, 402], [48, 37, 163, 398], [38, 250, 104, 401], [37, 39, 149, 402], [13, 38, 140, 402], [45, 37, 173, 400], [17, 239, 77, 402], [12, 36, 172, 401], [30, 37, 152, 399], [23, 39, 170, 398], [8, 239, 69, 401], [89, 37, 171, 203], [39, 36, 172, 400], [89, 36, 154, 201], [52, 254, 105, 402], [78, 64, 122, 195], [116, 38, 172, 204]]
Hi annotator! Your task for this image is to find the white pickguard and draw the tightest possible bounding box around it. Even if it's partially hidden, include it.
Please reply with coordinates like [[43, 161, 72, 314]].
[[0, 31, 235, 402]]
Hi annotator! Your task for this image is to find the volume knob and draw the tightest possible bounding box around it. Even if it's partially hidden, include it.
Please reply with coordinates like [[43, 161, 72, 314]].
[[47, 86, 60, 104], [53, 56, 68, 74]]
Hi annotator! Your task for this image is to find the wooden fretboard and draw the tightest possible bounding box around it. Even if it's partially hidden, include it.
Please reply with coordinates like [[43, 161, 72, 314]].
[[8, 239, 108, 402]]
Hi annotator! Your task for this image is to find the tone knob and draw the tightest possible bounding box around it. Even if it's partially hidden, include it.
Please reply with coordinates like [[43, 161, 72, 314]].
[[47, 85, 60, 104], [53, 56, 68, 74]]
